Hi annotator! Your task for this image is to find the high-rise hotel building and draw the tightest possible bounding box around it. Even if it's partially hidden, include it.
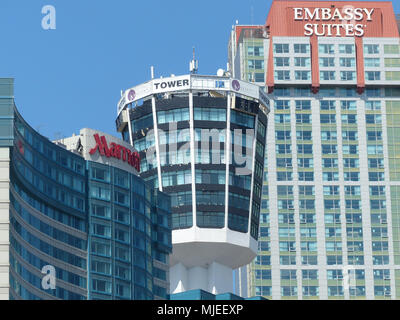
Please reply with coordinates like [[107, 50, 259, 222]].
[[116, 74, 269, 294], [0, 78, 171, 300], [229, 1, 400, 299]]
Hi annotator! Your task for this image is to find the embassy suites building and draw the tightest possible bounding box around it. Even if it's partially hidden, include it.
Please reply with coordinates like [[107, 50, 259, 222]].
[[229, 1, 400, 299]]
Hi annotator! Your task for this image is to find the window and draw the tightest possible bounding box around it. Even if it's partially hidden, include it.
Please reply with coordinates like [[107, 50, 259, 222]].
[[322, 144, 337, 154], [343, 130, 358, 140], [342, 144, 358, 155], [248, 59, 264, 69], [366, 114, 382, 124], [231, 110, 255, 128], [340, 58, 355, 67], [276, 144, 291, 154], [320, 100, 336, 110], [277, 185, 293, 196], [294, 57, 310, 67], [323, 186, 339, 196], [277, 158, 292, 168], [319, 44, 334, 54], [158, 108, 189, 124], [255, 270, 272, 280], [345, 186, 361, 196], [248, 46, 264, 56], [296, 130, 312, 140], [281, 286, 298, 297], [302, 270, 318, 280], [364, 44, 379, 54], [342, 114, 357, 124], [339, 44, 354, 54], [386, 71, 400, 81], [369, 172, 385, 181], [277, 171, 293, 181], [341, 71, 356, 81], [275, 100, 290, 110], [254, 73, 265, 82], [322, 158, 338, 168], [299, 200, 315, 210], [344, 172, 360, 181], [367, 131, 382, 141], [298, 158, 313, 168], [299, 172, 314, 181], [274, 44, 289, 54], [326, 242, 342, 251], [320, 114, 336, 124], [92, 279, 111, 294], [295, 100, 311, 110], [279, 241, 296, 252], [300, 213, 316, 224], [320, 57, 335, 67], [294, 44, 310, 53], [297, 144, 312, 154], [295, 71, 311, 80], [365, 58, 380, 67], [327, 256, 343, 265], [296, 114, 311, 124], [327, 270, 343, 280], [365, 101, 381, 110], [92, 223, 111, 238], [366, 71, 381, 81], [384, 44, 400, 54], [280, 255, 296, 265], [276, 130, 291, 140], [320, 71, 336, 81], [275, 70, 290, 80], [275, 57, 290, 67], [91, 167, 110, 182], [370, 186, 385, 196], [368, 158, 384, 169], [385, 58, 400, 67], [194, 107, 226, 121]]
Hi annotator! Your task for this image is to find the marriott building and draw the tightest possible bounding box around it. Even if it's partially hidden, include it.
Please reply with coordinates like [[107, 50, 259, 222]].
[[229, 1, 400, 299]]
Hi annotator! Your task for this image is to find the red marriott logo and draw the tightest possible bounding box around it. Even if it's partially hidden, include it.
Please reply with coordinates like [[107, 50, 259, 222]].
[[89, 134, 140, 172]]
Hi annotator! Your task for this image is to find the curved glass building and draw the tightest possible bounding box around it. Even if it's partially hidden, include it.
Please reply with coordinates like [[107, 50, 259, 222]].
[[0, 78, 171, 300], [116, 74, 270, 294]]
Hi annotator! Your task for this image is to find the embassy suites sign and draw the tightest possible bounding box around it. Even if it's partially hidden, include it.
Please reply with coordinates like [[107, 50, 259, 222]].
[[293, 7, 375, 37]]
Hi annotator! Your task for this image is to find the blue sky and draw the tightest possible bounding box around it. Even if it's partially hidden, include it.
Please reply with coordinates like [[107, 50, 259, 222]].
[[0, 0, 399, 140]]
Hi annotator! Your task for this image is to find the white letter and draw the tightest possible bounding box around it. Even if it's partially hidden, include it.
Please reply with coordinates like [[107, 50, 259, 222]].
[[321, 8, 332, 20], [41, 265, 56, 290], [304, 8, 319, 21], [41, 5, 56, 30], [345, 24, 355, 36], [353, 8, 363, 21], [354, 24, 365, 37], [304, 23, 314, 36], [364, 8, 374, 21], [294, 8, 303, 20], [332, 8, 344, 21], [343, 7, 354, 21]]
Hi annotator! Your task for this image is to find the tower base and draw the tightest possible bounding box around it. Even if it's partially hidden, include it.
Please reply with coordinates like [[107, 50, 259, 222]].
[[170, 262, 233, 294]]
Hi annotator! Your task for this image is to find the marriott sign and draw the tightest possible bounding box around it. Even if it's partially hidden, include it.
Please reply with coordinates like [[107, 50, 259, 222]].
[[293, 7, 375, 37]]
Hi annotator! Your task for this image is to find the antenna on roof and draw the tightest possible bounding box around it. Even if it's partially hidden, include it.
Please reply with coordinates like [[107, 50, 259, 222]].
[[190, 47, 198, 74]]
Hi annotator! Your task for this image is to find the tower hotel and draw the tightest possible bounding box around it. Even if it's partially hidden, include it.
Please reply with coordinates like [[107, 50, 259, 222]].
[[0, 79, 172, 300], [229, 1, 400, 299], [116, 74, 269, 294]]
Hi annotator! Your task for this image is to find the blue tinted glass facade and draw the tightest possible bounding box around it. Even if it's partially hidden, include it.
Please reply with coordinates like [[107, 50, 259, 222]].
[[2, 78, 171, 300]]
